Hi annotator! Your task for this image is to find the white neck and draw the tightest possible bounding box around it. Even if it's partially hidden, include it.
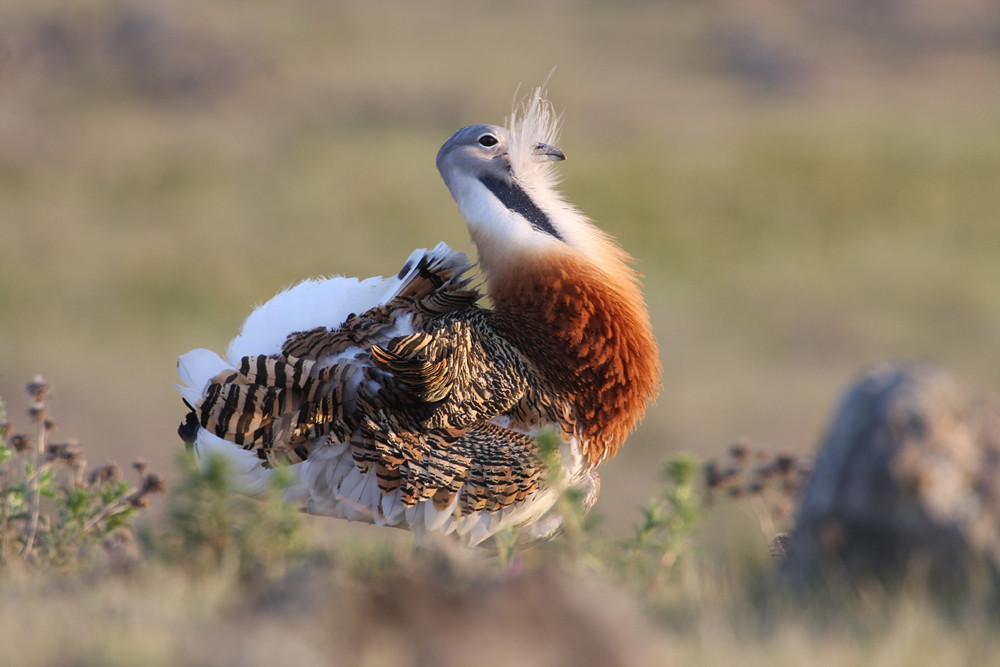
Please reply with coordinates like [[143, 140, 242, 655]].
[[445, 171, 563, 269], [443, 169, 636, 292]]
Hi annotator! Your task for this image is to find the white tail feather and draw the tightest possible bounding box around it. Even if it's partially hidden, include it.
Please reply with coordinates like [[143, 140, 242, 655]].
[[176, 348, 234, 406]]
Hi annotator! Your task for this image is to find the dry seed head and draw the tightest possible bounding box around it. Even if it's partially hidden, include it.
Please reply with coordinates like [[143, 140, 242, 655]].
[[28, 402, 47, 423], [87, 463, 123, 486], [45, 441, 81, 462], [133, 459, 149, 476], [775, 454, 797, 475], [57, 441, 82, 467], [130, 495, 150, 509], [9, 433, 33, 453], [728, 441, 749, 464], [141, 472, 166, 495], [25, 375, 50, 402], [703, 461, 722, 489]]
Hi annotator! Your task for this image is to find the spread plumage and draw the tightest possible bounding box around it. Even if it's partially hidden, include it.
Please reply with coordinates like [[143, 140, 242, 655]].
[[176, 91, 660, 546]]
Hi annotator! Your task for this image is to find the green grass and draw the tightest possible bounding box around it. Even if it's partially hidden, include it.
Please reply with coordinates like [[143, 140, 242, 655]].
[[2, 0, 1000, 663]]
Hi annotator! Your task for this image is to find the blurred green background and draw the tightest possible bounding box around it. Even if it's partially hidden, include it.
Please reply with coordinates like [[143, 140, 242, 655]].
[[2, 0, 999, 536]]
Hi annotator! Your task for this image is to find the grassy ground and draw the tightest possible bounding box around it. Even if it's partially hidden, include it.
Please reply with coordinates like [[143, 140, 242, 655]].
[[2, 0, 1000, 663]]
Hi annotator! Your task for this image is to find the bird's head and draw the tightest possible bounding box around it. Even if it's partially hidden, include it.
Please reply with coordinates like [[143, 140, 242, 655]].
[[436, 90, 639, 291], [435, 92, 590, 268], [435, 123, 566, 182], [436, 120, 566, 244]]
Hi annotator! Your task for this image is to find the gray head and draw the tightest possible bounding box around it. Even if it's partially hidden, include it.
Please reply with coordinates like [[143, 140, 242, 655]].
[[436, 123, 564, 179], [433, 93, 626, 279], [436, 123, 567, 246]]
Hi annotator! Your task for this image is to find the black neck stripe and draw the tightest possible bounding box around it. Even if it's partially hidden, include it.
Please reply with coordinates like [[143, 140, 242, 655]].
[[479, 174, 565, 242]]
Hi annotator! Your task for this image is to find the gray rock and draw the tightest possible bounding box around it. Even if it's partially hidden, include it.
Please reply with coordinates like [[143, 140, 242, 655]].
[[781, 362, 1000, 601]]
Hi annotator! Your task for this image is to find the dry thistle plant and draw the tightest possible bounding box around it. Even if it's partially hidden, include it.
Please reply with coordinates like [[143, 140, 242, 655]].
[[0, 375, 165, 571], [702, 441, 812, 557]]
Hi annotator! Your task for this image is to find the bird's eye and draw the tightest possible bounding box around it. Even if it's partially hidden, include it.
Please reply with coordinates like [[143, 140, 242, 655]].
[[477, 134, 498, 147]]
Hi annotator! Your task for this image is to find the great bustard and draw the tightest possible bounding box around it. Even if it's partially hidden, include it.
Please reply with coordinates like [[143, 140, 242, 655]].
[[177, 91, 660, 546]]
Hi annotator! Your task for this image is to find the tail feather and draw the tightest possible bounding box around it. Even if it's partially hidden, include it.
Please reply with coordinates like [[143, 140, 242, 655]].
[[195, 355, 362, 466], [176, 348, 235, 406]]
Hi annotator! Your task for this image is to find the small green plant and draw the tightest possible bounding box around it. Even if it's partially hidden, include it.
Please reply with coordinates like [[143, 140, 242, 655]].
[[157, 449, 310, 580], [0, 376, 164, 571], [618, 454, 702, 591]]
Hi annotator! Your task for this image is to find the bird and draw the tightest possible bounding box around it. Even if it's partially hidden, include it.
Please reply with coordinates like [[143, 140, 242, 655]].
[[176, 90, 660, 546]]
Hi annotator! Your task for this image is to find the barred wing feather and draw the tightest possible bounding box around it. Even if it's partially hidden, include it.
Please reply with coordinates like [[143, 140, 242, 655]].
[[176, 243, 584, 545]]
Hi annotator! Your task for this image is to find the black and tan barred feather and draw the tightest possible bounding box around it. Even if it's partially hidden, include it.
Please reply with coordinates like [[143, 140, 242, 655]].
[[280, 250, 479, 361], [389, 249, 481, 314], [197, 354, 362, 466], [185, 249, 567, 517]]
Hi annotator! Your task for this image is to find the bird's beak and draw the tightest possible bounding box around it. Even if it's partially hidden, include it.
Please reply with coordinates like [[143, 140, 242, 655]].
[[533, 142, 565, 161]]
